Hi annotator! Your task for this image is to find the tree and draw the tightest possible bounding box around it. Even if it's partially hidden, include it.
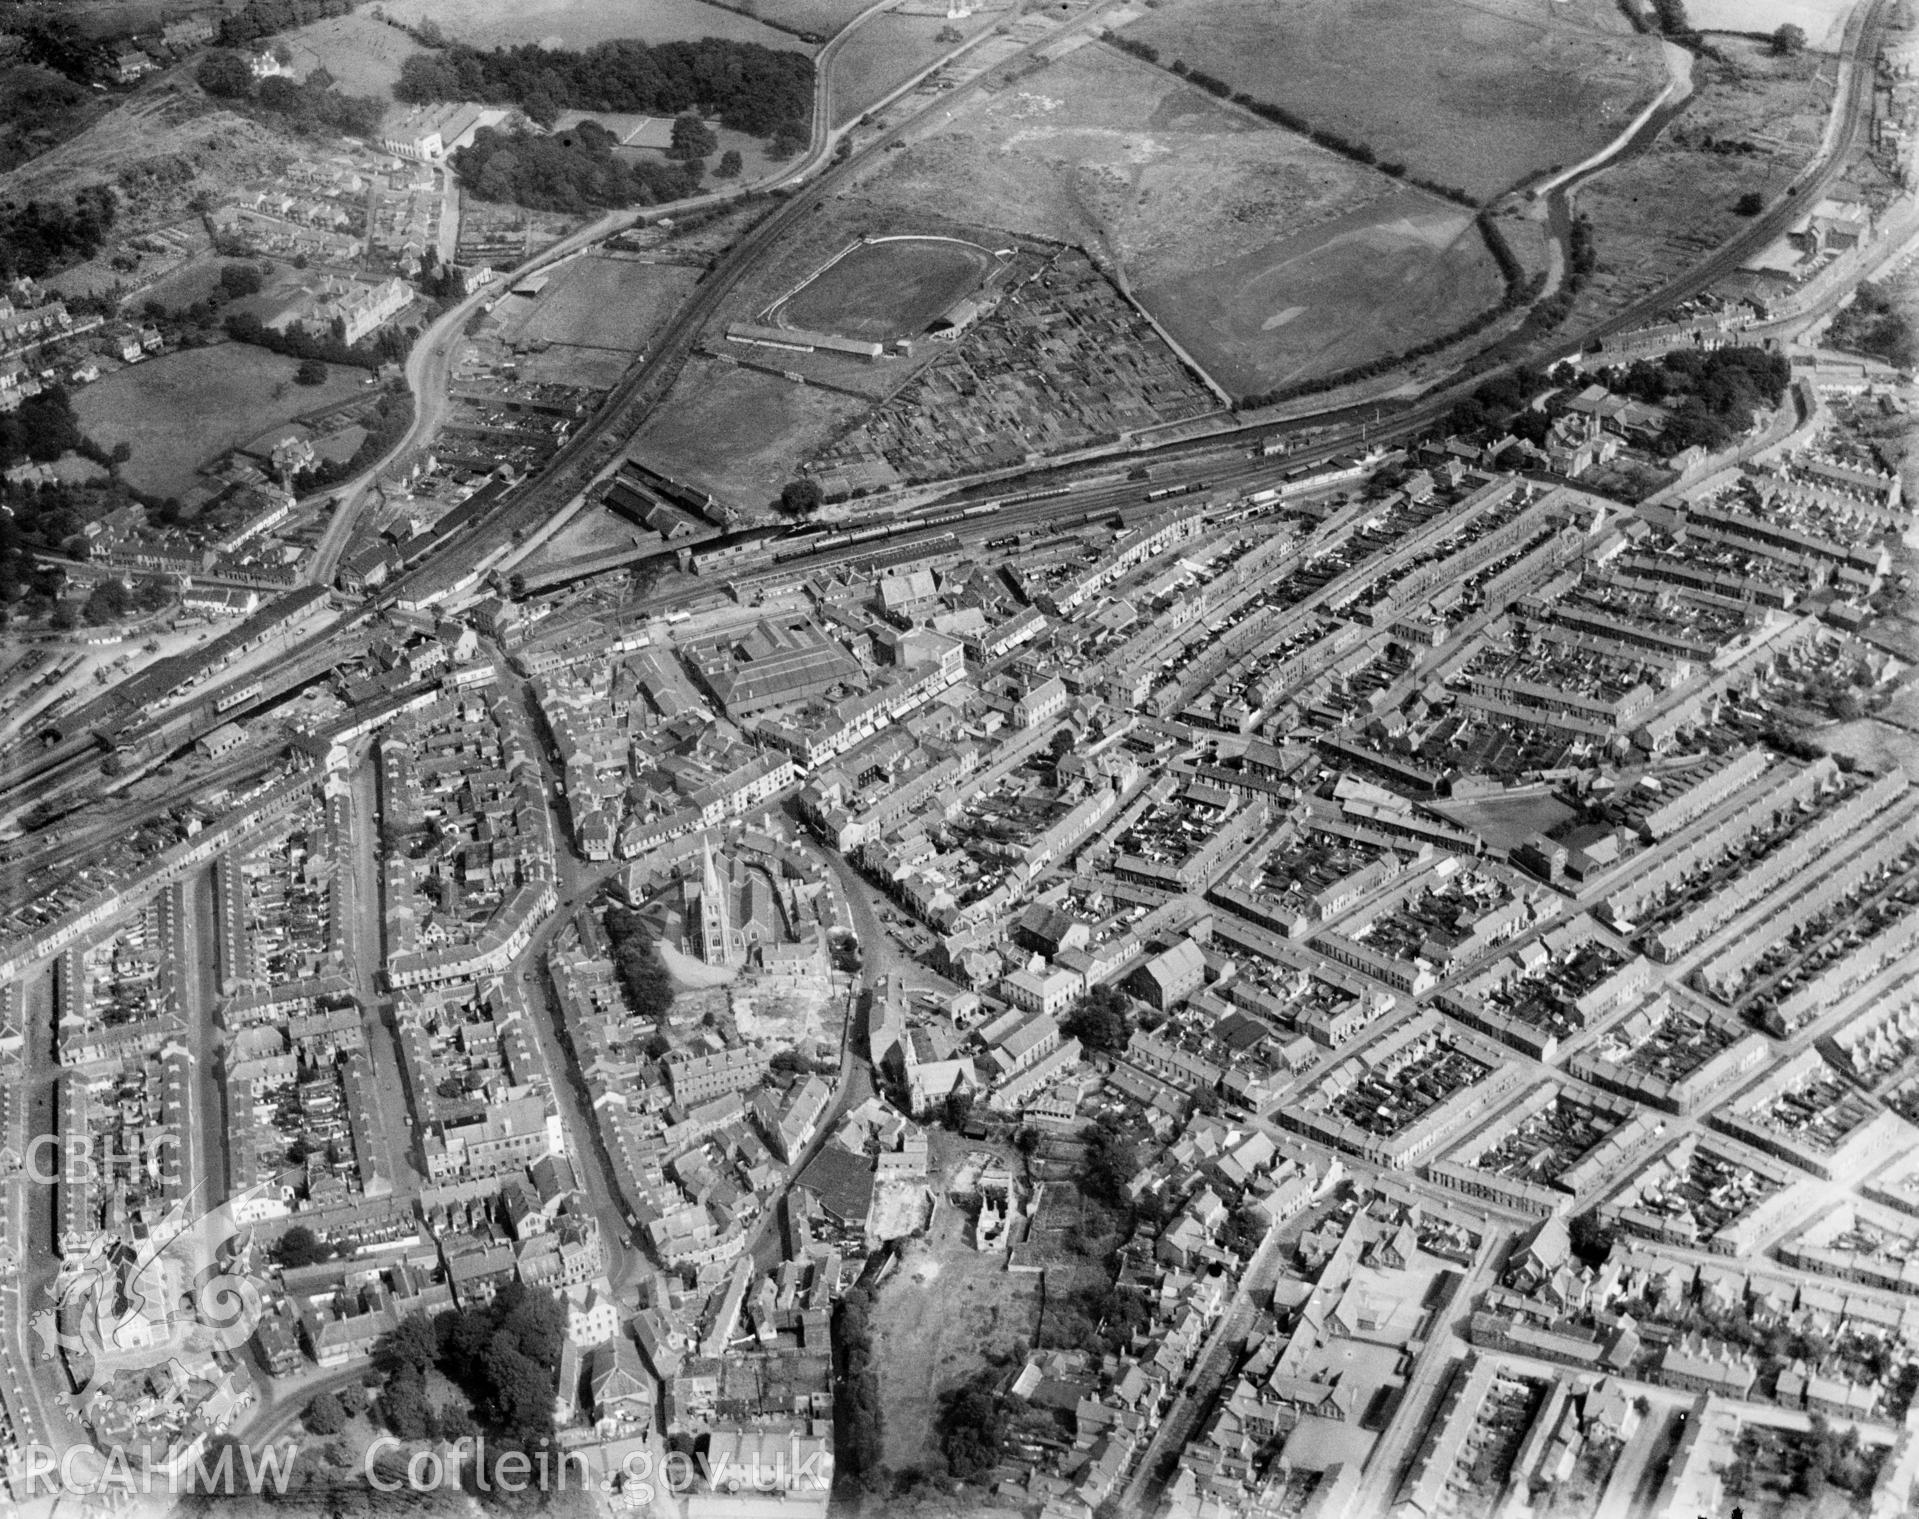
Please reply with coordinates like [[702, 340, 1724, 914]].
[[942, 1088, 975, 1131], [1771, 21, 1807, 53], [197, 52, 254, 98], [295, 357, 328, 386], [273, 1225, 333, 1269], [339, 1382, 372, 1419], [669, 113, 719, 159], [380, 1366, 433, 1440], [219, 262, 263, 300], [715, 148, 743, 179], [110, 441, 132, 464], [1734, 190, 1765, 216], [1064, 984, 1132, 1056], [304, 1392, 347, 1435], [779, 478, 822, 515]]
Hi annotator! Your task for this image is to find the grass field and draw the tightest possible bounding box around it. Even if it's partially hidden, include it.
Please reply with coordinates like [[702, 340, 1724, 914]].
[[1568, 36, 1834, 327], [746, 0, 881, 37], [627, 357, 868, 510], [497, 253, 701, 352], [376, 0, 806, 52], [1122, 0, 1669, 201], [830, 11, 989, 126], [857, 41, 1503, 393], [870, 1160, 1040, 1473], [280, 13, 424, 97], [1690, 0, 1856, 49], [72, 344, 371, 498], [773, 236, 994, 340], [1140, 192, 1503, 394]]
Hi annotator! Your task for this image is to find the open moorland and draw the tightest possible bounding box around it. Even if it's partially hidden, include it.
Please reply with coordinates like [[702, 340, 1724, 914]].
[[626, 358, 869, 508], [71, 344, 371, 498], [856, 40, 1504, 394], [373, 0, 805, 52], [279, 12, 425, 97], [1567, 35, 1838, 327], [1121, 0, 1669, 202], [771, 235, 999, 340]]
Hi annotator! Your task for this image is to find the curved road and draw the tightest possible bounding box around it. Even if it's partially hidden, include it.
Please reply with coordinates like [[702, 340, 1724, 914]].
[[304, 0, 972, 590]]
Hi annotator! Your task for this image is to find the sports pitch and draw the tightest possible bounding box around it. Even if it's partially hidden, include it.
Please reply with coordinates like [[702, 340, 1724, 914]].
[[769, 236, 997, 342]]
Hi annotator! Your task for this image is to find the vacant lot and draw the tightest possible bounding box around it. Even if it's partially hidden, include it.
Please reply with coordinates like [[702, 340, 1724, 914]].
[[281, 12, 425, 97], [376, 0, 806, 51], [1123, 0, 1668, 201], [774, 236, 995, 339], [860, 41, 1503, 393], [73, 344, 370, 498], [1568, 36, 1834, 327], [1690, 0, 1856, 49], [871, 1197, 1041, 1472], [627, 357, 868, 511]]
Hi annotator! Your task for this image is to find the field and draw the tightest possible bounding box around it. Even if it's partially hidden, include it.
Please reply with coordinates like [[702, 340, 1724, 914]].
[[71, 344, 371, 499], [830, 9, 1000, 125], [1122, 0, 1669, 202], [1142, 192, 1501, 395], [1567, 36, 1836, 327], [626, 357, 869, 509], [746, 0, 886, 37], [869, 1152, 1040, 1473], [772, 236, 996, 340], [496, 253, 699, 350], [1689, 0, 1857, 50], [478, 253, 699, 387], [279, 12, 424, 97], [374, 0, 806, 52], [857, 41, 1504, 394]]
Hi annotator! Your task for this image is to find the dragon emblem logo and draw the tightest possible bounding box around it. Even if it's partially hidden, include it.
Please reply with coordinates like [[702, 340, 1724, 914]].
[[33, 1184, 271, 1400]]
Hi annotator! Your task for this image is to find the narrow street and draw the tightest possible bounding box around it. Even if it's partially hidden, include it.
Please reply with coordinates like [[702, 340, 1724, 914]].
[[342, 753, 423, 1202], [181, 869, 225, 1210]]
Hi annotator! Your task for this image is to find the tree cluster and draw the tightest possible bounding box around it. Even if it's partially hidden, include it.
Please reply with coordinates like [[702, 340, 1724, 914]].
[[80, 576, 171, 626], [1605, 345, 1790, 455], [603, 903, 677, 1020], [668, 113, 719, 160], [199, 54, 386, 138], [1446, 367, 1551, 445], [0, 64, 90, 173], [272, 1225, 340, 1269], [0, 187, 118, 281], [1828, 281, 1917, 371], [834, 1288, 884, 1491], [937, 1365, 1008, 1481], [1062, 984, 1132, 1056], [453, 124, 705, 212], [218, 0, 355, 47], [1078, 1118, 1140, 1211], [374, 1283, 563, 1454], [292, 389, 414, 493], [395, 36, 813, 137]]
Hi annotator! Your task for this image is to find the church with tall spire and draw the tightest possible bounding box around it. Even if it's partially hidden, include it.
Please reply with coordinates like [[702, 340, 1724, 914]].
[[697, 840, 736, 965]]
